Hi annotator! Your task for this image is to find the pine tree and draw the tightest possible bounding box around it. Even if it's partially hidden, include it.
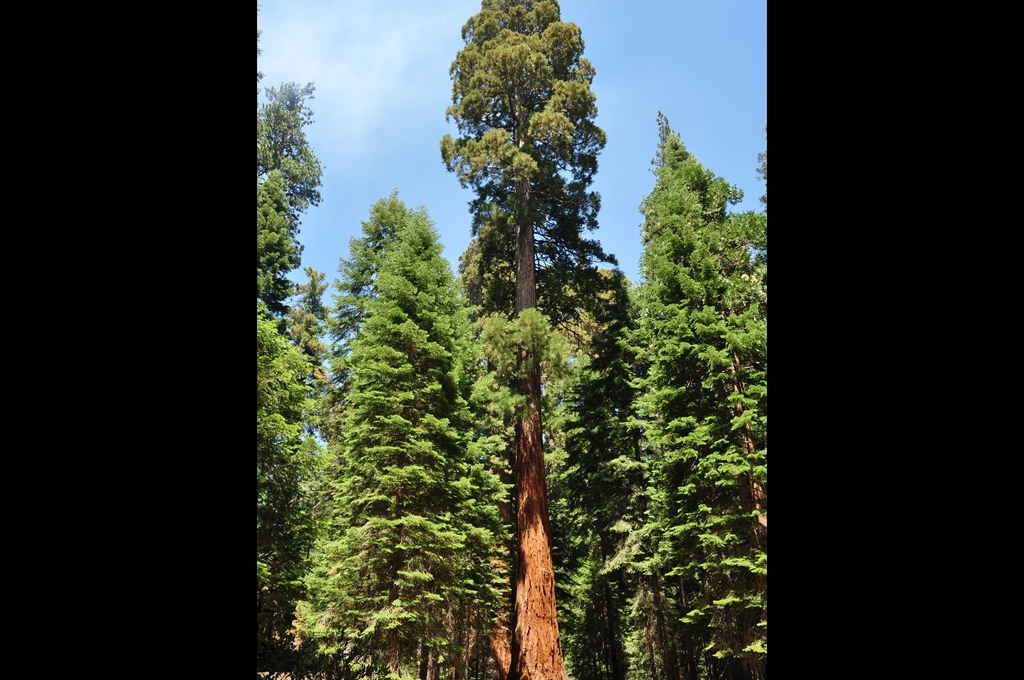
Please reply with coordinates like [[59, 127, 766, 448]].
[[330, 194, 410, 352], [287, 267, 329, 362], [257, 302, 322, 672], [258, 81, 324, 226], [557, 272, 641, 680], [257, 76, 324, 317], [258, 171, 301, 315], [633, 114, 767, 678], [257, 16, 326, 672], [441, 3, 609, 676], [321, 193, 415, 453], [304, 196, 505, 678]]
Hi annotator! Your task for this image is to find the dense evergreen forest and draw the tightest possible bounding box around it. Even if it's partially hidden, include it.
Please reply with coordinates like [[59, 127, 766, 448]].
[[258, 2, 766, 678]]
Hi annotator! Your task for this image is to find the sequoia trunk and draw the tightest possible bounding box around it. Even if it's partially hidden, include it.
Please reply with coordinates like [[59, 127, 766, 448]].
[[507, 181, 568, 680]]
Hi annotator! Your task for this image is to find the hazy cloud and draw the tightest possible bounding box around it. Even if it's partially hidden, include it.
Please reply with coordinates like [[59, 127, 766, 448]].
[[259, 1, 478, 155]]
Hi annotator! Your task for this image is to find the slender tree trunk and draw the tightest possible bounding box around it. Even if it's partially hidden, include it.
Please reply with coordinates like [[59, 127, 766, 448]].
[[731, 352, 766, 533], [387, 628, 401, 678], [637, 579, 658, 680], [651, 574, 681, 680], [491, 614, 511, 680], [603, 581, 626, 680], [420, 642, 430, 680], [488, 448, 514, 680], [597, 533, 626, 680], [507, 175, 568, 680], [729, 657, 751, 680], [678, 576, 700, 680], [730, 354, 767, 664]]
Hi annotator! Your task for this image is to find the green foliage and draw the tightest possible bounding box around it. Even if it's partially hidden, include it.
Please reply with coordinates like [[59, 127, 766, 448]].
[[442, 0, 614, 327], [257, 75, 323, 318], [258, 81, 324, 224], [257, 301, 324, 671], [457, 204, 517, 322], [256, 5, 771, 674], [287, 267, 330, 363], [303, 196, 506, 677], [554, 272, 653, 680], [257, 16, 326, 673], [478, 308, 570, 404], [474, 305, 574, 517], [257, 171, 300, 315], [633, 114, 767, 674], [324, 192, 423, 449], [330, 192, 410, 348]]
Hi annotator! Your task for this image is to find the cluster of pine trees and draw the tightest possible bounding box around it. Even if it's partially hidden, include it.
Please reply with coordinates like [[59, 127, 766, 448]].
[[257, 2, 766, 679]]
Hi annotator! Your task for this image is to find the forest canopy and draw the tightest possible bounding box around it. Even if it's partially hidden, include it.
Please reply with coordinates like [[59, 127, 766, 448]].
[[258, 3, 766, 678]]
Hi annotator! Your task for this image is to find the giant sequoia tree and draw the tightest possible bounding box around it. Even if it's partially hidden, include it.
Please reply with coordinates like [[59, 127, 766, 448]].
[[441, 2, 607, 678]]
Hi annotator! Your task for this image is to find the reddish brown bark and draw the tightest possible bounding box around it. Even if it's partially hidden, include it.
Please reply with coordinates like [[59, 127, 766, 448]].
[[506, 177, 568, 680], [418, 643, 433, 680], [508, 364, 566, 680], [732, 353, 767, 599], [491, 624, 511, 680], [731, 352, 766, 534], [513, 177, 535, 314]]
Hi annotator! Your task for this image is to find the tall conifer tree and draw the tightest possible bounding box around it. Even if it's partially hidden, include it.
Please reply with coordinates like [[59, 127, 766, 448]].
[[257, 302, 322, 671], [442, 3, 608, 676], [633, 115, 767, 678], [557, 272, 641, 680], [257, 15, 325, 671], [257, 77, 323, 317], [304, 196, 505, 678]]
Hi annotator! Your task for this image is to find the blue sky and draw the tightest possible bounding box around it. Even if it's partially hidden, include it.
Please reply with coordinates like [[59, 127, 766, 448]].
[[258, 0, 767, 287]]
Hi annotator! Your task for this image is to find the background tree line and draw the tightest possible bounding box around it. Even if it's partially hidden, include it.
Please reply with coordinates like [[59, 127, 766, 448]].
[[258, 2, 766, 678]]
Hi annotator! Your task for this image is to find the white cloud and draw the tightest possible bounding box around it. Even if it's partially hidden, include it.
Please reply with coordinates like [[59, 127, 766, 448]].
[[259, 1, 478, 155]]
